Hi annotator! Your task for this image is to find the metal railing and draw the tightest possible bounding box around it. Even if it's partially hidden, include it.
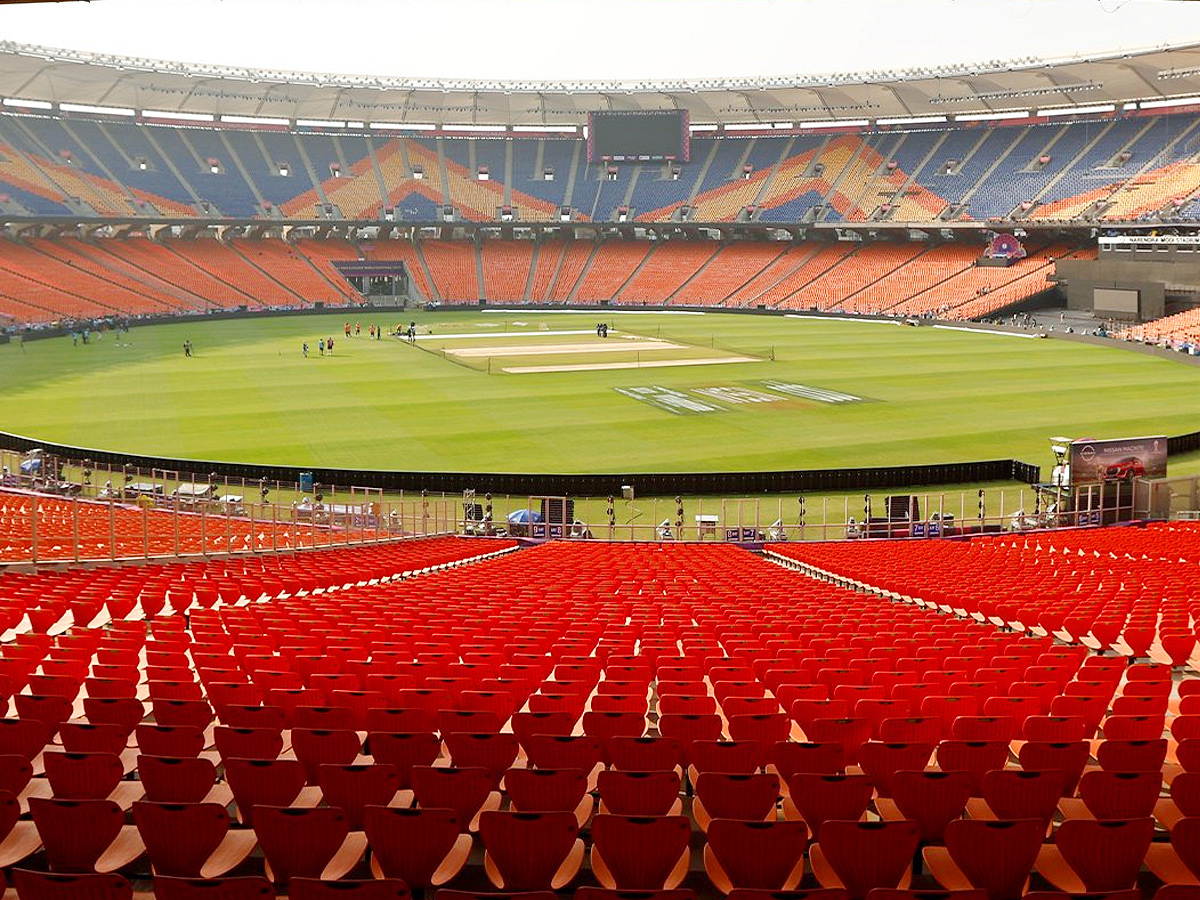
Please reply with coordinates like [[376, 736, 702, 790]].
[[1134, 474, 1200, 521], [0, 447, 463, 563], [456, 483, 1131, 544], [0, 446, 1142, 565]]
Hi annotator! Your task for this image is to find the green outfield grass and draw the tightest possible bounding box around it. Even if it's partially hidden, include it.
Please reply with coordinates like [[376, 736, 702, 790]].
[[2, 310, 1199, 475]]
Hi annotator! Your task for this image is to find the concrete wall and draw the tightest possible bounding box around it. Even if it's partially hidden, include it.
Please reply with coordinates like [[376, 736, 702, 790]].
[[1057, 258, 1170, 320]]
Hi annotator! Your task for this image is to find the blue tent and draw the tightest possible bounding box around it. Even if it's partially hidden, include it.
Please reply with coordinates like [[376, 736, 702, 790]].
[[506, 508, 543, 525]]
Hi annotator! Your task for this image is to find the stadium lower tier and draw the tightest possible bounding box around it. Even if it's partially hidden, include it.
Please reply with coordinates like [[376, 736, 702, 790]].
[[0, 535, 1194, 898], [1119, 309, 1200, 347], [0, 235, 1088, 326]]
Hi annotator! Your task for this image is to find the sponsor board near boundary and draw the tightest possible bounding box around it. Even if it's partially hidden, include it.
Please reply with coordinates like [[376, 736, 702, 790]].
[[1069, 436, 1168, 485]]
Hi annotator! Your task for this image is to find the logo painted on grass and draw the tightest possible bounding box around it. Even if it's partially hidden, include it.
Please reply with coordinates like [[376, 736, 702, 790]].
[[760, 381, 863, 404], [617, 382, 866, 413], [694, 386, 783, 405], [615, 386, 724, 414]]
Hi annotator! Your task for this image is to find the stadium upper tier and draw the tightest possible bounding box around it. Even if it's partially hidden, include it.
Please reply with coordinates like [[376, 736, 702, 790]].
[[3, 111, 1200, 224]]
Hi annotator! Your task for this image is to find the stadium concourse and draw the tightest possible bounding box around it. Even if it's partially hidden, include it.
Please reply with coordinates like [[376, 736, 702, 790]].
[[0, 527, 1193, 897]]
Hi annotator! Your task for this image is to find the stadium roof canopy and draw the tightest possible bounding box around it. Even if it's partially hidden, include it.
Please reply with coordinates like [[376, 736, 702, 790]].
[[4, 0, 1200, 127]]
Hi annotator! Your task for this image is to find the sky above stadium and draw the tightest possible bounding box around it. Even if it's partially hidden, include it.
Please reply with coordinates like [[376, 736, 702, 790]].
[[1, 0, 1199, 83]]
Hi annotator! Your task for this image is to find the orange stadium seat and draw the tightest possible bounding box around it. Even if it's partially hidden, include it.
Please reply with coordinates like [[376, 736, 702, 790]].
[[419, 241, 480, 303], [547, 242, 596, 302], [574, 243, 654, 304], [480, 241, 535, 302], [617, 242, 719, 305], [0, 230, 1090, 321], [673, 243, 793, 307]]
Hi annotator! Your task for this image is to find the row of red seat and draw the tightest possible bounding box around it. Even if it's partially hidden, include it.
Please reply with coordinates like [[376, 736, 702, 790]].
[[0, 534, 514, 633], [767, 523, 1200, 668], [0, 540, 1193, 900]]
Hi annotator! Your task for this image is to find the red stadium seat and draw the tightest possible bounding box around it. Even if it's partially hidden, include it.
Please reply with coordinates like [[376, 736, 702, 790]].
[[367, 732, 441, 788], [703, 819, 808, 893], [29, 796, 145, 873], [363, 806, 472, 888], [152, 876, 276, 900], [596, 770, 683, 817], [692, 772, 780, 831], [252, 806, 366, 885], [505, 768, 592, 827], [9, 869, 132, 900], [1034, 818, 1155, 893], [875, 770, 972, 843], [589, 814, 692, 890], [1057, 770, 1162, 820], [809, 820, 920, 900], [132, 801, 257, 878], [1144, 817, 1200, 886], [410, 766, 502, 833], [137, 756, 230, 806], [853, 742, 935, 797], [924, 818, 1045, 900], [783, 773, 873, 833], [965, 770, 1063, 827], [316, 764, 401, 830], [479, 810, 584, 891], [224, 758, 320, 826], [288, 880, 410, 900]]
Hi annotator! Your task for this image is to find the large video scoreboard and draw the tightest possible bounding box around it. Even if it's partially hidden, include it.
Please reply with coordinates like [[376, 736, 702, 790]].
[[587, 110, 690, 162]]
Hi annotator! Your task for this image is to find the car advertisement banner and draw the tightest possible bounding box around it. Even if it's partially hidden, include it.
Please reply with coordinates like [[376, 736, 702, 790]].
[[1069, 436, 1167, 485]]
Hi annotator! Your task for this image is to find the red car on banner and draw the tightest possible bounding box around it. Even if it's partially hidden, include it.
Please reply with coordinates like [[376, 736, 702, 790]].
[[1103, 456, 1146, 482]]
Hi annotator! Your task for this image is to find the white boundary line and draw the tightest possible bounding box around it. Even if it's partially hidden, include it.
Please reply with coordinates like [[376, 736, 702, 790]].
[[785, 314, 904, 325], [449, 340, 682, 358], [503, 355, 756, 374], [479, 309, 706, 316], [413, 329, 610, 341], [932, 325, 1044, 339]]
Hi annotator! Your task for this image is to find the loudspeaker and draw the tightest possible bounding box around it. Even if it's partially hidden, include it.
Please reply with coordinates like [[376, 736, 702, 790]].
[[541, 498, 575, 525], [885, 495, 920, 521]]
